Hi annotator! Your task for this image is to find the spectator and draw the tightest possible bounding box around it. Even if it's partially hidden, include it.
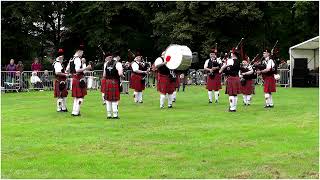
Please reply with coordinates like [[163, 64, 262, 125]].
[[30, 71, 44, 90], [41, 70, 52, 88], [31, 58, 42, 71], [6, 59, 17, 83], [278, 59, 289, 69], [16, 61, 24, 72]]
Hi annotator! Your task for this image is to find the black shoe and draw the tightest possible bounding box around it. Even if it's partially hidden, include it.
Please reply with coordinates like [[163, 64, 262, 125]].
[[168, 105, 173, 108], [209, 100, 212, 104], [173, 99, 176, 102], [269, 105, 274, 108], [107, 116, 112, 119], [139, 101, 143, 103], [264, 105, 270, 108], [71, 113, 81, 116], [247, 104, 251, 106], [112, 116, 120, 119], [102, 102, 106, 105], [62, 109, 68, 112], [228, 109, 236, 112]]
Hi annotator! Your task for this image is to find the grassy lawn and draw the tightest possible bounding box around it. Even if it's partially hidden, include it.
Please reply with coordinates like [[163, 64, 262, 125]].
[[1, 86, 319, 178]]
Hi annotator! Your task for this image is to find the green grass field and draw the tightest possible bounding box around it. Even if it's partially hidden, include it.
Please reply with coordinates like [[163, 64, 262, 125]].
[[1, 86, 319, 178]]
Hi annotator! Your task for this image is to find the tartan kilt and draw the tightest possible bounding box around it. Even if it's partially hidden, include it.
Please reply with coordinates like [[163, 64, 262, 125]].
[[157, 73, 176, 94], [104, 79, 120, 101], [263, 75, 276, 93], [130, 73, 145, 91], [101, 78, 107, 93], [54, 77, 68, 98], [225, 76, 241, 95], [175, 73, 181, 88], [241, 79, 254, 95], [72, 74, 87, 98], [206, 73, 222, 91]]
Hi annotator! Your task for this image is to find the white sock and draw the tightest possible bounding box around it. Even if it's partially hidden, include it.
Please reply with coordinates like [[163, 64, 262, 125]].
[[247, 95, 251, 104], [102, 93, 105, 104], [243, 95, 247, 104], [76, 98, 83, 115], [56, 98, 62, 111], [173, 91, 177, 99], [234, 96, 238, 110], [264, 93, 270, 106], [269, 94, 273, 106], [106, 101, 112, 117], [229, 96, 234, 110], [208, 91, 213, 102], [61, 97, 67, 110], [134, 91, 138, 102], [72, 98, 77, 114], [160, 94, 166, 108], [139, 92, 143, 102], [112, 101, 118, 117], [214, 91, 219, 101], [168, 94, 173, 106]]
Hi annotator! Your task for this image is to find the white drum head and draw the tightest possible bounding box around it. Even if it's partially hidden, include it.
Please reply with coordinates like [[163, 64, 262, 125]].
[[164, 44, 192, 70]]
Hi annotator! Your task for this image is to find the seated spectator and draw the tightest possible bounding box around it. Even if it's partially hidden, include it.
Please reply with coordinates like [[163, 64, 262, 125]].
[[30, 71, 44, 90], [278, 59, 289, 69], [31, 58, 42, 72], [6, 59, 17, 83], [41, 70, 53, 87]]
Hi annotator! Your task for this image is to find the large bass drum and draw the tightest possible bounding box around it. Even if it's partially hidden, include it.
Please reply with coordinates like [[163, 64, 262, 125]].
[[164, 44, 192, 70]]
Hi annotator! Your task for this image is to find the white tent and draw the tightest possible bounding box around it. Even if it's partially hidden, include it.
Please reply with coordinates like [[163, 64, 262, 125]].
[[289, 36, 319, 87]]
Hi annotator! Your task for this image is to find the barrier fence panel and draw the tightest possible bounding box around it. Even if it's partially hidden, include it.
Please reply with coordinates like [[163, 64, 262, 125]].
[[22, 71, 55, 91], [277, 69, 290, 87], [1, 68, 291, 93], [1, 71, 21, 92]]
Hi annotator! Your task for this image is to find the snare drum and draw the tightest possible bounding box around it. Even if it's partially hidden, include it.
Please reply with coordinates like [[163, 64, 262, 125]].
[[164, 44, 192, 70]]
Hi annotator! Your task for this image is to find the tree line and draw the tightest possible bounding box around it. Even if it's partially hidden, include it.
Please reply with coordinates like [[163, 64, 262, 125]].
[[1, 1, 319, 70]]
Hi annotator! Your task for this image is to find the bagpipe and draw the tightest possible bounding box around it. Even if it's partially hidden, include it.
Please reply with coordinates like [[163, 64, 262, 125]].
[[222, 38, 244, 74]]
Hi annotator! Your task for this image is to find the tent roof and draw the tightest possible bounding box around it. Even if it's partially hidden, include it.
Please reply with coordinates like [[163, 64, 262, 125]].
[[289, 36, 319, 50]]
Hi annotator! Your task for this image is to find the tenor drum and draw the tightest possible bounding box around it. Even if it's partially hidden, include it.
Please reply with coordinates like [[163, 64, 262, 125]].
[[164, 44, 192, 70]]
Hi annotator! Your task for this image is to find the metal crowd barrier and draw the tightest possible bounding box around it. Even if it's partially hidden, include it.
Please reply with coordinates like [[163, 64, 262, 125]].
[[21, 71, 55, 91], [277, 69, 290, 87], [1, 71, 21, 92], [1, 68, 291, 93]]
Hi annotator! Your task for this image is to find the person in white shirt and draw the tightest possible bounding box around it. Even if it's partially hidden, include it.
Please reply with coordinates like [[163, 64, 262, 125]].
[[103, 53, 124, 119], [53, 48, 68, 112], [101, 52, 113, 105], [30, 71, 43, 90], [257, 49, 276, 108], [130, 51, 148, 103], [239, 57, 255, 106], [154, 51, 176, 108], [204, 48, 222, 103], [66, 45, 92, 116]]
